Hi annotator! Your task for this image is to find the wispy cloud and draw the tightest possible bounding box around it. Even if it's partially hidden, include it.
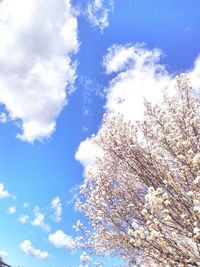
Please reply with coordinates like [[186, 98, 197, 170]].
[[20, 240, 49, 260], [51, 196, 62, 223], [0, 0, 79, 142], [31, 207, 50, 232], [87, 0, 113, 32], [48, 230, 74, 249], [66, 184, 80, 206]]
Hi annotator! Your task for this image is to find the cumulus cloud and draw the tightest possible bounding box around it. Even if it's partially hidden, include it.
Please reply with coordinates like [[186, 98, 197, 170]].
[[31, 206, 50, 232], [51, 196, 62, 223], [103, 44, 175, 121], [87, 0, 113, 31], [20, 240, 49, 260], [75, 138, 103, 172], [76, 44, 174, 171], [7, 205, 16, 214], [187, 56, 200, 91], [0, 0, 79, 142], [103, 44, 147, 74], [18, 214, 29, 224], [48, 230, 74, 249], [0, 183, 11, 199], [76, 43, 200, 171], [103, 43, 170, 74]]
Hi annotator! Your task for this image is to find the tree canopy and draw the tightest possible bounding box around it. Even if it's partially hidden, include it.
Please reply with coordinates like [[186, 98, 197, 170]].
[[75, 75, 200, 267]]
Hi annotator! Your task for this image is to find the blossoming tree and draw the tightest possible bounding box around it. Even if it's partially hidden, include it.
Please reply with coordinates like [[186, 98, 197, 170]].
[[75, 76, 200, 267]]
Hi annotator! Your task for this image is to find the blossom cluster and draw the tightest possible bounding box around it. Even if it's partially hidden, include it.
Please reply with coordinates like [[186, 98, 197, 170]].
[[75, 76, 200, 266]]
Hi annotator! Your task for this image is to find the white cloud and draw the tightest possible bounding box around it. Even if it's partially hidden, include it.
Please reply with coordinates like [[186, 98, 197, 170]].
[[7, 205, 16, 214], [51, 196, 62, 223], [66, 184, 80, 206], [87, 0, 113, 31], [0, 250, 8, 258], [76, 43, 200, 172], [18, 214, 29, 224], [0, 113, 7, 123], [23, 202, 29, 208], [20, 240, 49, 260], [0, 0, 79, 143], [103, 44, 175, 121], [75, 44, 174, 170], [103, 44, 142, 74], [187, 56, 200, 91], [0, 183, 11, 199], [48, 230, 74, 249], [103, 43, 165, 75], [31, 206, 50, 232], [75, 138, 103, 172]]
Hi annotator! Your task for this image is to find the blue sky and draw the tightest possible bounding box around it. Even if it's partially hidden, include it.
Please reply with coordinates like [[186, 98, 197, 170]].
[[0, 0, 200, 266]]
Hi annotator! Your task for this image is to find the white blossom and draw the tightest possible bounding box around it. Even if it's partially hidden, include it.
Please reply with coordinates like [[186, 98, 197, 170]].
[[75, 76, 200, 266]]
